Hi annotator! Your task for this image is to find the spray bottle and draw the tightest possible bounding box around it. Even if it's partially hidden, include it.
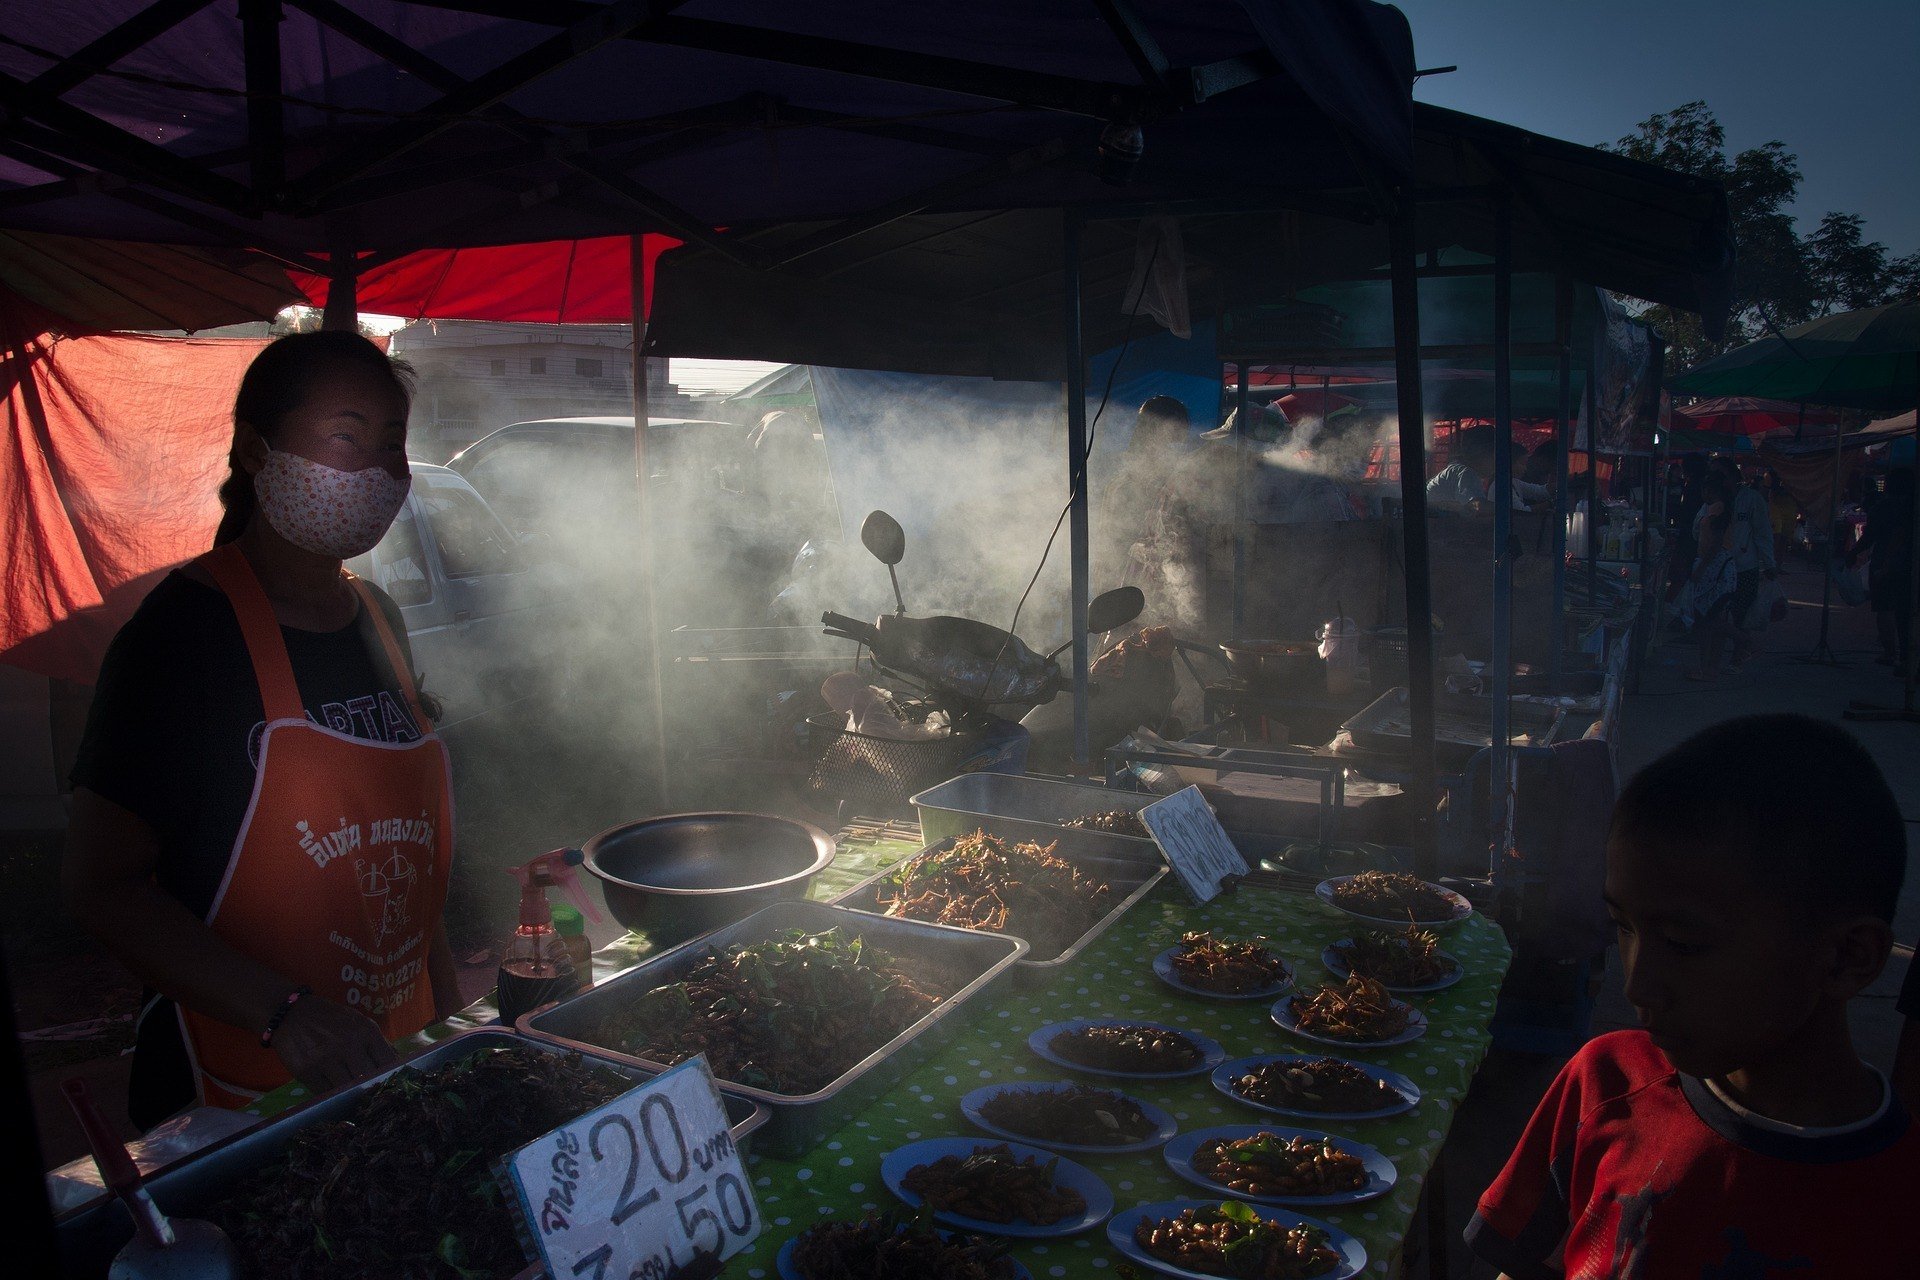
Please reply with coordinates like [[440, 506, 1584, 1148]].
[[497, 848, 604, 1025]]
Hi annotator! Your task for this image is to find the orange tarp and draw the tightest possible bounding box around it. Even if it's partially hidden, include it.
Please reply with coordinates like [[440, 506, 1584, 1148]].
[[2, 329, 269, 684]]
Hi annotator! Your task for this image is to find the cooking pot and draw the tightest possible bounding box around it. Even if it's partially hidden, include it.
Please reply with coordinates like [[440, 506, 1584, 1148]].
[[1219, 639, 1323, 691], [581, 812, 835, 944]]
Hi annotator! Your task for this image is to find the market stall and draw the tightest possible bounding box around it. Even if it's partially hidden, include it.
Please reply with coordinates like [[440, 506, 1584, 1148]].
[[58, 815, 1511, 1280]]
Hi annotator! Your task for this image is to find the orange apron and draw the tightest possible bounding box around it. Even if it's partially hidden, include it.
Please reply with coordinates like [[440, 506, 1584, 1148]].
[[181, 543, 453, 1108]]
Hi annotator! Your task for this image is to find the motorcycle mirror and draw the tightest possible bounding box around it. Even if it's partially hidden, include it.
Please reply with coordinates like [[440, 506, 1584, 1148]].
[[860, 511, 906, 566], [1087, 586, 1145, 634]]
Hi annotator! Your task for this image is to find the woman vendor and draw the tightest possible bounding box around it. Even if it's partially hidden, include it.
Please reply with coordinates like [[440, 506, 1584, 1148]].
[[63, 331, 459, 1127]]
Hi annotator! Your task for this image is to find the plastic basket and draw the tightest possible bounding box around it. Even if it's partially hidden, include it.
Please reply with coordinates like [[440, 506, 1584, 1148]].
[[804, 713, 977, 815]]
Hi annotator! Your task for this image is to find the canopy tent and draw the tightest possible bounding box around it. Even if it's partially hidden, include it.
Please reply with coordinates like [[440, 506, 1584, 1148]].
[[0, 229, 299, 334], [0, 1, 1416, 259]]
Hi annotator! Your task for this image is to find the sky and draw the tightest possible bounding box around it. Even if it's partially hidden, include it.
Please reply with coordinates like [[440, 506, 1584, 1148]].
[[1394, 0, 1919, 256]]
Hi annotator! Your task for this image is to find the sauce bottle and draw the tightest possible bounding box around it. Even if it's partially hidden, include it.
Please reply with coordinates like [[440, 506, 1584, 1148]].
[[496, 848, 603, 1026], [551, 903, 594, 981]]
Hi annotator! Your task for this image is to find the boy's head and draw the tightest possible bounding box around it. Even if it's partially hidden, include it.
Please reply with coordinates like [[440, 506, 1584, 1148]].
[[1606, 714, 1904, 1079]]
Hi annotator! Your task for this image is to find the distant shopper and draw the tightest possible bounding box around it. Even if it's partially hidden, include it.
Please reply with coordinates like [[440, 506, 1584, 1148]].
[[1685, 506, 1738, 681], [1426, 425, 1549, 514], [1718, 461, 1776, 666], [1766, 471, 1799, 563], [1105, 396, 1205, 627], [1466, 714, 1918, 1277], [1849, 468, 1916, 667]]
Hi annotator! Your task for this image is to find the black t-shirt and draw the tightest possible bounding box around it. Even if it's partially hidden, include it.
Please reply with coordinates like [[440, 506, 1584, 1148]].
[[72, 570, 423, 1126]]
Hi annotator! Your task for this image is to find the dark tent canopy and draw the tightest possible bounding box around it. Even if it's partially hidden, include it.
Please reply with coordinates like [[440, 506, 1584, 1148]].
[[0, 0, 1415, 267]]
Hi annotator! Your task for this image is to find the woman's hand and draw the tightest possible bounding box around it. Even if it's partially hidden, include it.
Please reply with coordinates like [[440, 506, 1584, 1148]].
[[269, 995, 399, 1093]]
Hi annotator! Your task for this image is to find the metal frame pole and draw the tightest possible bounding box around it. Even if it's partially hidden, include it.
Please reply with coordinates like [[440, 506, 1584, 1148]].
[[629, 234, 671, 802], [1490, 195, 1514, 880], [1584, 376, 1599, 602], [1549, 276, 1572, 690], [1809, 413, 1843, 665], [1064, 212, 1092, 765], [321, 236, 356, 330], [1233, 361, 1251, 634], [1389, 206, 1440, 881], [1906, 360, 1920, 711]]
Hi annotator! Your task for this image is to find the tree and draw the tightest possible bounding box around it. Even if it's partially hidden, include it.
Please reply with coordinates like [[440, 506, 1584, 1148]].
[[1602, 101, 1915, 369]]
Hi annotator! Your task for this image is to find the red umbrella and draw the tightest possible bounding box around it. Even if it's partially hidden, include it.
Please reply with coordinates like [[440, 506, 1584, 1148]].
[[1672, 396, 1844, 436]]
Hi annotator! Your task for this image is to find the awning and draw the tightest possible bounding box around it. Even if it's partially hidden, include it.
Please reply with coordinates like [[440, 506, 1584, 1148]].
[[0, 2, 1416, 256]]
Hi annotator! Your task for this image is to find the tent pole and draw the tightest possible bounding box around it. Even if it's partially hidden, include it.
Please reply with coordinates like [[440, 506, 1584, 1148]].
[[1906, 355, 1920, 712], [628, 234, 671, 803], [1808, 405, 1842, 666], [1490, 193, 1514, 881], [1584, 376, 1598, 602], [1233, 361, 1250, 635], [1064, 211, 1091, 766], [1550, 275, 1572, 691], [1389, 206, 1439, 882], [1844, 355, 1920, 725], [322, 237, 356, 331]]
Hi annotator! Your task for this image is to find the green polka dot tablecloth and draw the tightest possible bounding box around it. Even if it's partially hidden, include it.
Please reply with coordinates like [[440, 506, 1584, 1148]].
[[250, 822, 1511, 1278], [724, 873, 1509, 1279]]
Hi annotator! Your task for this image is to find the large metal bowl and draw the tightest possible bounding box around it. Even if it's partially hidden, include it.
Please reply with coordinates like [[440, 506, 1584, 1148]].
[[581, 812, 835, 944]]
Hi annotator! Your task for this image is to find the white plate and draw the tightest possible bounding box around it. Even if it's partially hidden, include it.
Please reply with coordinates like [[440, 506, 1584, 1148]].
[[1321, 940, 1464, 993], [1271, 990, 1428, 1049], [1314, 875, 1473, 930]]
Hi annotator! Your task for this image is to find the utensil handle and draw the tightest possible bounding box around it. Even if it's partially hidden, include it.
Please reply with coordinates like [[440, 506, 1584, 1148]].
[[62, 1078, 176, 1247], [62, 1078, 139, 1192]]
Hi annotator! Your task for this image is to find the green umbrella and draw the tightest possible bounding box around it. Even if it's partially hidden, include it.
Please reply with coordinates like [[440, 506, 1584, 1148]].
[[1671, 301, 1919, 411]]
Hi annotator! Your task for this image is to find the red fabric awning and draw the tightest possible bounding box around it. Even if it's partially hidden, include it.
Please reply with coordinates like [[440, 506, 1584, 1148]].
[[1672, 396, 1846, 436], [288, 236, 681, 325]]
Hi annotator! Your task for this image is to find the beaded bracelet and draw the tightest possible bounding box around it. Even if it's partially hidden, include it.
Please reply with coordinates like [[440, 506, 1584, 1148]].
[[260, 985, 313, 1049]]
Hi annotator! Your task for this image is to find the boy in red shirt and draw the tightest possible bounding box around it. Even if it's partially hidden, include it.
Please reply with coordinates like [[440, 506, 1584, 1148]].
[[1466, 714, 1918, 1278]]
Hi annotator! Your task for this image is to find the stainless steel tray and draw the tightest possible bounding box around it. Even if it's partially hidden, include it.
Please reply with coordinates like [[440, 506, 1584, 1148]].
[[911, 772, 1164, 862], [829, 834, 1168, 984], [1341, 686, 1566, 771], [55, 1028, 767, 1280], [520, 899, 1027, 1157]]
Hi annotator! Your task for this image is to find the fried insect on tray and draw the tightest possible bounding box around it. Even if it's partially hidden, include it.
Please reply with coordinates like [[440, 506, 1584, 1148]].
[[1062, 809, 1151, 838], [1049, 1022, 1203, 1073], [878, 830, 1112, 957], [1329, 927, 1454, 987], [1287, 977, 1412, 1042], [976, 1084, 1160, 1146], [211, 1046, 630, 1280], [1134, 1201, 1342, 1280], [1328, 871, 1460, 921], [589, 928, 948, 1095], [789, 1207, 1022, 1280], [1229, 1058, 1402, 1115], [900, 1143, 1088, 1225], [1193, 1133, 1368, 1199], [1171, 931, 1291, 994]]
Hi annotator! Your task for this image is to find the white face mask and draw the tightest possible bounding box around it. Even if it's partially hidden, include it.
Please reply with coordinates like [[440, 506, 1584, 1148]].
[[253, 447, 411, 559]]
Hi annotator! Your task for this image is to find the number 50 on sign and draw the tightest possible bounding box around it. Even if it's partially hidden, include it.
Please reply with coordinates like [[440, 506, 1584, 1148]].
[[502, 1055, 760, 1279]]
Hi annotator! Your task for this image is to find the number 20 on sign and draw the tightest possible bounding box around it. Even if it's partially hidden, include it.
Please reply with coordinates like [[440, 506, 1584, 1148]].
[[502, 1055, 760, 1280]]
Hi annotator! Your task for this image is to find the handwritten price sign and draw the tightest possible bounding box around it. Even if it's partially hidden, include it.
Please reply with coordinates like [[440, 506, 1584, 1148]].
[[1142, 785, 1250, 904], [502, 1056, 759, 1280]]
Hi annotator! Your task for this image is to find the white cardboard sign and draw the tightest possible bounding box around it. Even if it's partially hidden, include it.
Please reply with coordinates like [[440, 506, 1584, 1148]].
[[1141, 784, 1250, 904], [502, 1056, 759, 1280]]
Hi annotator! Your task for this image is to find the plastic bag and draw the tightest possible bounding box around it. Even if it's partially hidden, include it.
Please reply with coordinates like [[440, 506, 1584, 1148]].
[[1830, 560, 1869, 607]]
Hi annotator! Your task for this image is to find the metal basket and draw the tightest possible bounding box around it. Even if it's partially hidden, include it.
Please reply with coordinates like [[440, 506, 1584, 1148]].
[[804, 712, 978, 815]]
